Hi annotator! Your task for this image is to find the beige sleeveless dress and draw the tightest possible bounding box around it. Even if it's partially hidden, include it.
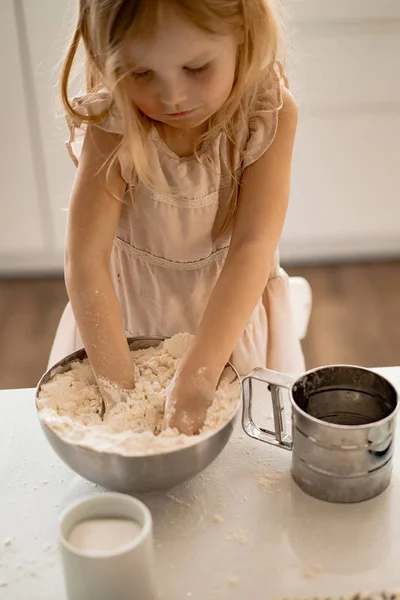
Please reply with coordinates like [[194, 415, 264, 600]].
[[49, 71, 305, 376]]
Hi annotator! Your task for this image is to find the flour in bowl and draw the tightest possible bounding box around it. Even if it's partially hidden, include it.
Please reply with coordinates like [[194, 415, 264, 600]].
[[37, 334, 240, 455]]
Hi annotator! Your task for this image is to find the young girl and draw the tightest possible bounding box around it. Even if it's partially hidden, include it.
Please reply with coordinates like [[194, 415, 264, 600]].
[[49, 0, 305, 435]]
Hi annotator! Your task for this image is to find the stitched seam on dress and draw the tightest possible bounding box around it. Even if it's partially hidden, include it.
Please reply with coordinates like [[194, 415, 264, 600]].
[[143, 171, 240, 207], [243, 112, 279, 169], [150, 190, 219, 208], [114, 237, 229, 270], [151, 128, 210, 160]]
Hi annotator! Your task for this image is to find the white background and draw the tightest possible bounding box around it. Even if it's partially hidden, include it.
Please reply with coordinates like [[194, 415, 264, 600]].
[[1, 0, 399, 274]]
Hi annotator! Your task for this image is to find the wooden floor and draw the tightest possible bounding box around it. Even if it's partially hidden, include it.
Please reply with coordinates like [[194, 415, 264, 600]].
[[1, 261, 400, 389]]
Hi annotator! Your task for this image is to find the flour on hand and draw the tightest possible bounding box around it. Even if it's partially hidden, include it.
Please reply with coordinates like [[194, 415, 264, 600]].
[[37, 334, 240, 456]]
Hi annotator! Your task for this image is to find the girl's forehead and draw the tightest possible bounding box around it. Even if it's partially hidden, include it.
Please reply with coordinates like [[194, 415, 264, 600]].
[[124, 9, 231, 69]]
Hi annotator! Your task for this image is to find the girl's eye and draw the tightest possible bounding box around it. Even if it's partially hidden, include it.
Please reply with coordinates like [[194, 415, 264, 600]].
[[185, 63, 210, 75], [130, 70, 151, 80]]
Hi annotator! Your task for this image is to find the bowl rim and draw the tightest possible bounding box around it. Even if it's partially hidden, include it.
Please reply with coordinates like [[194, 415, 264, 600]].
[[35, 336, 242, 459]]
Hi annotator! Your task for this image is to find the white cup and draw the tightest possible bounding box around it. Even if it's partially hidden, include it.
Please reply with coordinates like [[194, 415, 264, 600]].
[[59, 493, 157, 600]]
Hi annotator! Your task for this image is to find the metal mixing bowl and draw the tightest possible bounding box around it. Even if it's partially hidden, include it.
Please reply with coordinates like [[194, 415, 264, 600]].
[[35, 337, 241, 493]]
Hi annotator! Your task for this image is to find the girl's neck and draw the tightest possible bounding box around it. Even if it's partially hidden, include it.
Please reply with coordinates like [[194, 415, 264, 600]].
[[156, 122, 208, 158]]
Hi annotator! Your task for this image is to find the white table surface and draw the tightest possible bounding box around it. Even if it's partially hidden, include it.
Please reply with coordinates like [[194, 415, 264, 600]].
[[1, 369, 400, 600]]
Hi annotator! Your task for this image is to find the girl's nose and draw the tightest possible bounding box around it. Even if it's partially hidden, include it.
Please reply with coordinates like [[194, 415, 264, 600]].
[[158, 76, 188, 111]]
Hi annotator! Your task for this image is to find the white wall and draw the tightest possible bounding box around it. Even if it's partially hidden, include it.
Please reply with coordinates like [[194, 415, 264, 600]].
[[280, 0, 400, 262], [0, 1, 48, 259], [0, 0, 400, 273], [0, 0, 77, 275]]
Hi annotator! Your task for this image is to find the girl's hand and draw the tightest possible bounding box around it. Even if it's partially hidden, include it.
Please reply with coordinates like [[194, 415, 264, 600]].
[[164, 368, 216, 435], [97, 371, 136, 418]]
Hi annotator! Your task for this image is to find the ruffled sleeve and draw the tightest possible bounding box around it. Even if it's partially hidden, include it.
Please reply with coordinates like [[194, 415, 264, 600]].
[[242, 64, 286, 169], [65, 92, 124, 167]]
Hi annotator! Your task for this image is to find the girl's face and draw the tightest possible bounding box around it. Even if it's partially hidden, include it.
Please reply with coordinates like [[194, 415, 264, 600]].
[[124, 8, 239, 130]]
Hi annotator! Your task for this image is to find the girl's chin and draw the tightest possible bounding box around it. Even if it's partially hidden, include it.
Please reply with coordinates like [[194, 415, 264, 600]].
[[157, 114, 210, 131]]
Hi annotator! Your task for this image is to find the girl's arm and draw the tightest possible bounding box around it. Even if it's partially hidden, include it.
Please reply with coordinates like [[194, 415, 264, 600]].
[[167, 88, 298, 434], [65, 125, 135, 403]]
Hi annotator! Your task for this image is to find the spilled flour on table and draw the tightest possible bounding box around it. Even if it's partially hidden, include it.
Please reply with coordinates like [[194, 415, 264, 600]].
[[37, 334, 240, 456], [302, 564, 323, 579], [212, 513, 224, 524], [282, 593, 400, 600], [258, 472, 290, 494], [225, 529, 249, 544]]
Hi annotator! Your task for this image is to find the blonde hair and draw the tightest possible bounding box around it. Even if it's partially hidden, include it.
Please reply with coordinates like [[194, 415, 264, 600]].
[[61, 0, 284, 232]]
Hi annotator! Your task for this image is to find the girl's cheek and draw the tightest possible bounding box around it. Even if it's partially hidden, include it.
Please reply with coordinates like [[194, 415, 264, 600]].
[[200, 72, 233, 106], [129, 84, 159, 116]]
